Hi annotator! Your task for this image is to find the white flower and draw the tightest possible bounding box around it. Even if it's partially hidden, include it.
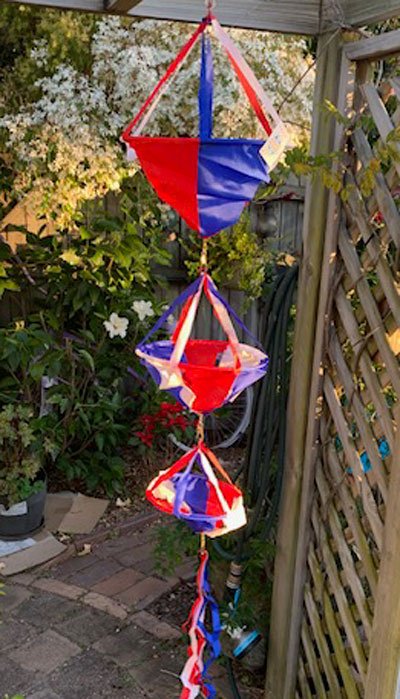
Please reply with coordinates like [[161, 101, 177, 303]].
[[132, 300, 155, 322], [103, 313, 129, 339]]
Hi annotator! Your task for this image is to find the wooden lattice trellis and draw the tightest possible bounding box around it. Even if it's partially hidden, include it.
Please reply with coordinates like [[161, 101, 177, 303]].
[[267, 30, 400, 699]]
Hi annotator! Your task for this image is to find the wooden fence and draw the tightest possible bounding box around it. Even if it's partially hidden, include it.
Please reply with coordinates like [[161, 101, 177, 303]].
[[267, 30, 400, 699], [1, 184, 304, 336]]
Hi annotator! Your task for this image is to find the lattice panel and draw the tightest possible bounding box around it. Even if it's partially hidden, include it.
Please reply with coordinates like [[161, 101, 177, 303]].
[[295, 68, 400, 698]]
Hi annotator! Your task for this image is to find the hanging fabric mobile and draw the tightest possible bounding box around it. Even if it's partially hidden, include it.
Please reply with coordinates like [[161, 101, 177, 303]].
[[121, 7, 288, 236], [126, 4, 282, 697]]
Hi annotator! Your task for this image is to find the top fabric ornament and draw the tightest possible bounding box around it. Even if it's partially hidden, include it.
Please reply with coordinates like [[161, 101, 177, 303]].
[[121, 12, 288, 237]]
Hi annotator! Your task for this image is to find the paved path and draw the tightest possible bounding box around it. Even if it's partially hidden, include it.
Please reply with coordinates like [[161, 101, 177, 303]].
[[0, 517, 207, 699]]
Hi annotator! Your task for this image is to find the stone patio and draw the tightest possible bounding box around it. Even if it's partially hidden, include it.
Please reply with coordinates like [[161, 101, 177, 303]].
[[0, 516, 236, 699]]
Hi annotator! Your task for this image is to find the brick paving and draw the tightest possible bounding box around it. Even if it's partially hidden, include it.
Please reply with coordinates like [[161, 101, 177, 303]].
[[0, 516, 256, 698], [0, 518, 198, 699]]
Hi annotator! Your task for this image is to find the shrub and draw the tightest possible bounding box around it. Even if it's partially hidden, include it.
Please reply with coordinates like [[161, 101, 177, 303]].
[[0, 187, 173, 495], [0, 404, 44, 507]]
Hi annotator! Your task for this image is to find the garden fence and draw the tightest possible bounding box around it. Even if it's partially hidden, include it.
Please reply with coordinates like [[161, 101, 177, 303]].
[[1, 185, 304, 338], [267, 30, 400, 699]]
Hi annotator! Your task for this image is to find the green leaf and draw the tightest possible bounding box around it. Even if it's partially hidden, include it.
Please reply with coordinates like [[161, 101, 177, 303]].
[[30, 362, 46, 381], [60, 249, 82, 266], [95, 432, 105, 451], [78, 349, 95, 372]]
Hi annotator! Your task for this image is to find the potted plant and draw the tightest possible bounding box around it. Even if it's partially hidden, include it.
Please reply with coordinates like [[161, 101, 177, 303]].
[[0, 405, 46, 539]]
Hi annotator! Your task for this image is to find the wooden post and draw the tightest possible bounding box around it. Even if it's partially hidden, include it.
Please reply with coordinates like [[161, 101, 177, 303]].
[[364, 418, 400, 699], [265, 32, 344, 699]]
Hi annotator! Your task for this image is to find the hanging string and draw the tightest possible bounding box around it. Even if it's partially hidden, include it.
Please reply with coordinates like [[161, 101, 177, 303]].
[[277, 28, 341, 113], [278, 0, 368, 115], [200, 238, 208, 271], [196, 413, 205, 443]]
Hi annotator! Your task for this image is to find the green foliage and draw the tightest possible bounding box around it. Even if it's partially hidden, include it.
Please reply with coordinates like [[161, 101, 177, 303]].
[[0, 5, 95, 111], [280, 102, 400, 205], [154, 521, 199, 575], [154, 520, 275, 633], [0, 185, 173, 495], [184, 212, 273, 302], [0, 404, 44, 507]]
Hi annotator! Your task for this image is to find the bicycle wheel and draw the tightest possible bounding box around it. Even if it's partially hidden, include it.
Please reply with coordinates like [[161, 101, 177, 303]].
[[171, 386, 254, 451]]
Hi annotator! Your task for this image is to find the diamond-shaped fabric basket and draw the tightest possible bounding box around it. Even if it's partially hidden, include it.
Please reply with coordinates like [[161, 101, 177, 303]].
[[146, 442, 246, 538], [135, 273, 268, 414], [121, 13, 287, 237]]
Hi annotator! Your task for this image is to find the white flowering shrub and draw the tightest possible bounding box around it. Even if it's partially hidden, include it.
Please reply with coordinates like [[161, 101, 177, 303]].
[[0, 12, 314, 229]]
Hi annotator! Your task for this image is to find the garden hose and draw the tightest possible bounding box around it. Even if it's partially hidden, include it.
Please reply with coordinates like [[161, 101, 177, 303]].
[[213, 264, 298, 699], [212, 264, 298, 562], [226, 656, 243, 699]]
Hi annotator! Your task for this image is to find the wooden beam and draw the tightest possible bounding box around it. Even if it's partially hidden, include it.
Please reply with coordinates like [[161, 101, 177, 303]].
[[364, 420, 400, 699], [345, 29, 400, 61], [3, 0, 322, 34], [264, 33, 348, 699], [129, 0, 321, 34], [106, 0, 141, 12], [346, 0, 400, 28]]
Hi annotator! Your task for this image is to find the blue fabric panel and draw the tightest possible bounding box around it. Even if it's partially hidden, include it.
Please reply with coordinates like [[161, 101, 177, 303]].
[[172, 472, 210, 516], [199, 34, 214, 140], [197, 139, 270, 237]]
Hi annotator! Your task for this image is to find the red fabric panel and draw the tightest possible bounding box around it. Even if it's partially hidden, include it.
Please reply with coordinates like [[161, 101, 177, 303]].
[[184, 340, 229, 366], [130, 137, 200, 232], [179, 364, 237, 413]]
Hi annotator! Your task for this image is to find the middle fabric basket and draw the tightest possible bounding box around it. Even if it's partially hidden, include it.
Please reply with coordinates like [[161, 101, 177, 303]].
[[135, 272, 269, 414]]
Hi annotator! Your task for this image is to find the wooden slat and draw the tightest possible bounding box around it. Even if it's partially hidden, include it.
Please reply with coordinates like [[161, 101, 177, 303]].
[[132, 0, 321, 32], [298, 655, 314, 699], [334, 286, 395, 453], [300, 622, 328, 699], [343, 179, 400, 330], [315, 466, 373, 639], [106, 0, 141, 10], [304, 582, 343, 695], [325, 442, 378, 598], [323, 374, 384, 551], [308, 547, 361, 699], [362, 85, 396, 143], [328, 331, 388, 502], [311, 504, 368, 681], [352, 129, 400, 248], [5, 0, 105, 10], [345, 27, 400, 60], [338, 227, 400, 398], [365, 426, 400, 699], [4, 0, 322, 33]]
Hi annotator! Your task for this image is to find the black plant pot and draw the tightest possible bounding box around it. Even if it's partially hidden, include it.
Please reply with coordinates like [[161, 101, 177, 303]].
[[0, 472, 47, 540]]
